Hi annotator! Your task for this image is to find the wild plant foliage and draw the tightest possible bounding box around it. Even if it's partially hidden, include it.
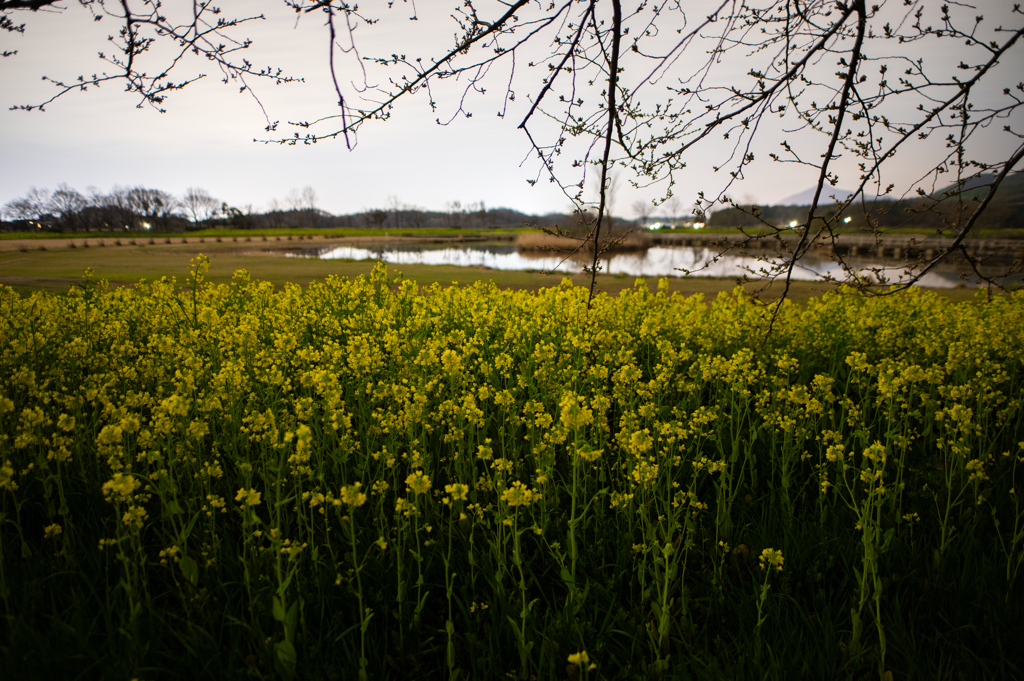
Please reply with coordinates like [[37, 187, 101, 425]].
[[1, 261, 1022, 678]]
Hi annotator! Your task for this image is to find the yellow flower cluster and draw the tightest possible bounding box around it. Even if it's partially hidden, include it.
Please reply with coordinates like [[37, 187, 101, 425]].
[[759, 548, 784, 573], [444, 483, 469, 502], [102, 472, 139, 500], [405, 471, 431, 496], [567, 650, 596, 671], [1, 261, 1022, 672], [235, 488, 262, 508], [340, 482, 367, 507], [501, 480, 538, 507]]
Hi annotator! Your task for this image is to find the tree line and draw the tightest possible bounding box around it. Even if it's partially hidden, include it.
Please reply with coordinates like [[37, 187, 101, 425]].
[[0, 183, 573, 233], [1, 184, 235, 232]]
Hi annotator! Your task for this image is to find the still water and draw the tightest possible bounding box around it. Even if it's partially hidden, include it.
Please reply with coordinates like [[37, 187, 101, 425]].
[[288, 243, 1014, 289]]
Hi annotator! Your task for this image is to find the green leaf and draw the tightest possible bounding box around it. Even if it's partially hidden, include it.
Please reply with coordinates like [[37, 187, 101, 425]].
[[286, 600, 299, 633], [506, 616, 525, 644], [881, 527, 895, 552], [275, 639, 297, 671], [559, 566, 574, 586], [163, 499, 184, 516], [179, 556, 199, 585], [273, 595, 286, 622], [415, 589, 431, 613]]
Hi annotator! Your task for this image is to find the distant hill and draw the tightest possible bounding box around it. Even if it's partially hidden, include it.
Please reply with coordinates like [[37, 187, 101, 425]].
[[934, 172, 1024, 204], [709, 171, 1024, 230], [775, 186, 856, 206], [774, 173, 1024, 206]]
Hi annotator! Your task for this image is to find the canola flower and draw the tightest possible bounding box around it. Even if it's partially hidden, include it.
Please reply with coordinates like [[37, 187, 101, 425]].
[[0, 262, 1021, 678], [406, 471, 432, 496], [444, 482, 469, 502], [568, 650, 597, 671], [340, 482, 367, 507], [759, 548, 785, 573], [235, 488, 262, 508], [501, 480, 538, 507], [43, 523, 62, 540], [102, 472, 139, 499]]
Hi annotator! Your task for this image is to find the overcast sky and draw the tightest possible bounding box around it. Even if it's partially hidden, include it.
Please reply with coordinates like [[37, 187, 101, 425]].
[[1, 1, 1020, 218]]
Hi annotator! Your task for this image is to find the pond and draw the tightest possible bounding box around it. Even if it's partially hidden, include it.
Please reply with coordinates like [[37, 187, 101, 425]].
[[287, 243, 1017, 288]]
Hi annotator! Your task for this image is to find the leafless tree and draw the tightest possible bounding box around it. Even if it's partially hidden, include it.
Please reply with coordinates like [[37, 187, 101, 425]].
[[2, 0, 297, 125], [233, 204, 259, 230], [77, 187, 111, 232], [3, 183, 183, 232], [465, 201, 489, 230], [285, 189, 302, 213], [591, 172, 621, 231], [286, 186, 319, 229], [363, 209, 388, 230], [300, 186, 319, 229], [406, 207, 426, 230], [2, 186, 50, 222], [296, 186, 317, 210], [48, 183, 86, 230], [181, 187, 220, 228], [443, 201, 464, 230], [6, 1, 1024, 309], [385, 195, 405, 231], [265, 198, 286, 230], [295, 0, 1024, 307], [103, 186, 139, 230], [663, 195, 685, 228], [632, 200, 655, 229], [126, 187, 178, 229]]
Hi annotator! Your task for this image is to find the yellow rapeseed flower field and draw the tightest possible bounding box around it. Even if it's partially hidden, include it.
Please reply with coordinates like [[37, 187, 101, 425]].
[[0, 259, 1022, 680]]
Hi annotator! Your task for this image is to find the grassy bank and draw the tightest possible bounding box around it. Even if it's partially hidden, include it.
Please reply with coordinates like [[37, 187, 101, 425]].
[[0, 239, 981, 303], [1, 261, 1022, 679]]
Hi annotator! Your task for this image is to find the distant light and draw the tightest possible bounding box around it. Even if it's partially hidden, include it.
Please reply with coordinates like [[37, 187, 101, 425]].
[[789, 220, 798, 228], [142, 222, 151, 230], [693, 222, 705, 229], [843, 216, 852, 223]]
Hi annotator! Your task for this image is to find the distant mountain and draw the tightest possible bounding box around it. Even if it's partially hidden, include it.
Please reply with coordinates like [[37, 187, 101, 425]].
[[773, 172, 1024, 207], [934, 172, 1024, 203], [709, 171, 1023, 230], [775, 186, 856, 206]]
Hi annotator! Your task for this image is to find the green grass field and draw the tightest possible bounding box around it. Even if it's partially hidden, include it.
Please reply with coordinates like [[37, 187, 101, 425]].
[[0, 237, 982, 304]]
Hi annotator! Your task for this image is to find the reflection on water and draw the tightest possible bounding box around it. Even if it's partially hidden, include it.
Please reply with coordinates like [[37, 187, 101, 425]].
[[287, 244, 1015, 289]]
